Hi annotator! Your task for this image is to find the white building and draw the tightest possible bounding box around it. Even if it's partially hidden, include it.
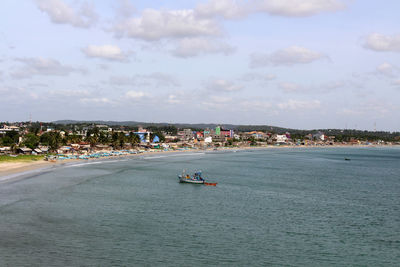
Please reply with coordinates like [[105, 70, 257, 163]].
[[276, 134, 288, 143]]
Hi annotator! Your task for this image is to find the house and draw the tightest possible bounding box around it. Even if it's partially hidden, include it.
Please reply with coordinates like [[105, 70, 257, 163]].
[[39, 146, 49, 153], [0, 125, 20, 135], [0, 147, 11, 155], [32, 148, 43, 155], [195, 132, 204, 140], [275, 134, 288, 144], [18, 147, 32, 154], [220, 129, 234, 138], [313, 131, 325, 141], [177, 129, 194, 141], [246, 131, 266, 139], [204, 136, 212, 143]]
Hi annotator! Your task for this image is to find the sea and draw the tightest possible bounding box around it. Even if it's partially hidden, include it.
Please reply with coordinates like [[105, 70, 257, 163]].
[[0, 147, 399, 266]]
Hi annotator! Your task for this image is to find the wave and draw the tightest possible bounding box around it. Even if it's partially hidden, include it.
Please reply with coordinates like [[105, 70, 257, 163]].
[[142, 152, 205, 160]]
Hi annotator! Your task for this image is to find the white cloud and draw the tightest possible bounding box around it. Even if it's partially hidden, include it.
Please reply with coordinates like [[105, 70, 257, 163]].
[[240, 73, 276, 82], [338, 101, 393, 117], [278, 99, 321, 110], [392, 80, 400, 87], [171, 37, 235, 58], [364, 33, 400, 52], [35, 0, 97, 28], [279, 81, 344, 93], [110, 73, 180, 87], [250, 46, 326, 68], [375, 63, 398, 77], [49, 89, 90, 97], [253, 0, 345, 17], [200, 95, 233, 109], [125, 91, 147, 99], [279, 82, 303, 93], [12, 57, 87, 79], [209, 95, 233, 103], [80, 97, 114, 105], [206, 79, 244, 92], [112, 9, 221, 41], [166, 94, 181, 104], [195, 0, 249, 19], [239, 100, 273, 111], [82, 45, 129, 61], [195, 0, 345, 19], [114, 0, 136, 18]]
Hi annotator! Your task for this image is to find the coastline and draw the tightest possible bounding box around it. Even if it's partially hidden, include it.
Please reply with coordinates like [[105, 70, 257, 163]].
[[0, 144, 397, 183], [0, 148, 204, 182]]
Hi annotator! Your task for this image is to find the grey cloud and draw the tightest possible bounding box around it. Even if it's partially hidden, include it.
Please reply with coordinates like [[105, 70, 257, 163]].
[[206, 79, 244, 92], [110, 73, 180, 87], [278, 81, 345, 93], [171, 37, 235, 58], [391, 80, 400, 88], [363, 33, 400, 52], [253, 0, 345, 17], [240, 72, 276, 82], [11, 57, 87, 79], [278, 99, 321, 110], [250, 46, 327, 68], [195, 0, 249, 19], [375, 63, 399, 77], [114, 0, 136, 18], [195, 0, 345, 19]]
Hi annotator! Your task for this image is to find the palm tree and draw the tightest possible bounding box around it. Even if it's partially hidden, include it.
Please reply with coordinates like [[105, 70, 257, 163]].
[[128, 132, 140, 147], [85, 135, 97, 148]]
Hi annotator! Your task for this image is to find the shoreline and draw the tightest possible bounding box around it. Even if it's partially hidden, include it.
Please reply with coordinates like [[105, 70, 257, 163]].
[[0, 145, 398, 183]]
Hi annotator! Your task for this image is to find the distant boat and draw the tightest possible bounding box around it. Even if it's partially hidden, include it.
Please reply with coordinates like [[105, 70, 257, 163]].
[[345, 158, 351, 161]]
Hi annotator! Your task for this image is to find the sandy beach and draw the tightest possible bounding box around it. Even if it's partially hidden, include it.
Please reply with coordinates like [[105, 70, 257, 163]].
[[0, 161, 56, 178], [0, 148, 203, 181]]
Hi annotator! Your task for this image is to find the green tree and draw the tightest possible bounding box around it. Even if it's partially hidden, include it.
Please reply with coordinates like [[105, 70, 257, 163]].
[[40, 132, 62, 151], [5, 130, 19, 144], [128, 132, 140, 147], [111, 132, 119, 149], [86, 135, 97, 148], [99, 132, 110, 145], [118, 132, 126, 148], [1, 136, 15, 146], [64, 133, 82, 144], [23, 133, 40, 149]]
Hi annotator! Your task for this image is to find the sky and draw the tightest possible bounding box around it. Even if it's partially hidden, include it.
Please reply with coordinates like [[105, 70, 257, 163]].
[[1, 0, 400, 131]]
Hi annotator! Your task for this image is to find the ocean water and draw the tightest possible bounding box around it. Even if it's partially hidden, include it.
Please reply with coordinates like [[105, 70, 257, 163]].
[[0, 147, 399, 266]]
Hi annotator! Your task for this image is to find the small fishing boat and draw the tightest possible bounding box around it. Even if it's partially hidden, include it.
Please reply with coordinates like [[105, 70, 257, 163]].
[[178, 170, 218, 186], [178, 170, 205, 184]]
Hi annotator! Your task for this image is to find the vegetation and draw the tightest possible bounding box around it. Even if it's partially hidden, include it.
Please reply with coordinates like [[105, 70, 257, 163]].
[[0, 155, 44, 162], [40, 132, 62, 151]]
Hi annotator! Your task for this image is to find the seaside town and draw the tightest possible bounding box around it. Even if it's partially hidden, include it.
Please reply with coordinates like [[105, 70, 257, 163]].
[[0, 122, 399, 159]]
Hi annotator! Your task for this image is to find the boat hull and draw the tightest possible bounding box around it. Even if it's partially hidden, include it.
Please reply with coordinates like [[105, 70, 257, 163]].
[[178, 175, 205, 184]]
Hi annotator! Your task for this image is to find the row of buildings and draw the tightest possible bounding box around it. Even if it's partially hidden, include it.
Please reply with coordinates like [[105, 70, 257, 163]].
[[0, 123, 397, 155]]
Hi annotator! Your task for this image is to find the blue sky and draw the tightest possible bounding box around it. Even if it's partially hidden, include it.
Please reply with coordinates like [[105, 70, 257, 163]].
[[1, 0, 399, 131]]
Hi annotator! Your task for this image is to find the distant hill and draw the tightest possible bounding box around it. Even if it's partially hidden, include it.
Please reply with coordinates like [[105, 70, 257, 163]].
[[52, 120, 296, 133]]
